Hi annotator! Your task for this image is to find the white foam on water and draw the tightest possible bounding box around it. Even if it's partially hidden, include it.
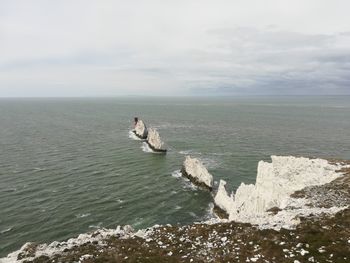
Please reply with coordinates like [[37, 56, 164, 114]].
[[210, 152, 233, 156], [198, 157, 220, 169], [0, 227, 13, 235], [179, 150, 202, 155], [203, 202, 216, 221], [88, 222, 103, 229], [183, 181, 198, 191], [33, 168, 45, 172], [75, 213, 91, 219], [188, 212, 197, 218], [128, 130, 142, 141], [141, 142, 154, 153], [171, 170, 182, 178], [171, 170, 198, 191], [141, 142, 164, 154]]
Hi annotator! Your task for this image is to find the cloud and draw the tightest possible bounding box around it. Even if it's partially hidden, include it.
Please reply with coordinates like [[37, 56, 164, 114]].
[[1, 0, 350, 96]]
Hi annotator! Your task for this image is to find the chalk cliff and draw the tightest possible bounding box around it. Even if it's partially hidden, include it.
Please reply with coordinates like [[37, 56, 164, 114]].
[[214, 156, 348, 229]]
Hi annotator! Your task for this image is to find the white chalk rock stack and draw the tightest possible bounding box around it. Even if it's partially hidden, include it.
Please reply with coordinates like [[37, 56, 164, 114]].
[[181, 156, 213, 191], [146, 128, 166, 152], [134, 120, 148, 139], [213, 180, 234, 218]]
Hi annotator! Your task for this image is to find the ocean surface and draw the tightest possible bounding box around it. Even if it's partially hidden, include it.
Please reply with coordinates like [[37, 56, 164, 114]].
[[1, 96, 350, 257]]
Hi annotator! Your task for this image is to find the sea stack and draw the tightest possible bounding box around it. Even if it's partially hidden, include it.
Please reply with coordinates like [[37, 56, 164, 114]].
[[213, 180, 232, 219], [133, 118, 148, 139], [181, 156, 213, 191], [146, 128, 167, 153]]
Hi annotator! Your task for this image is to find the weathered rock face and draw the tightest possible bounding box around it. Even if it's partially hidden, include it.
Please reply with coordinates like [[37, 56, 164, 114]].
[[181, 156, 213, 191], [134, 120, 148, 139], [213, 156, 348, 229], [146, 128, 166, 152], [213, 180, 232, 219]]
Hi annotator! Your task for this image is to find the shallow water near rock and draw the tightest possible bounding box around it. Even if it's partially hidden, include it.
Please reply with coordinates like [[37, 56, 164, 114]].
[[0, 96, 350, 257]]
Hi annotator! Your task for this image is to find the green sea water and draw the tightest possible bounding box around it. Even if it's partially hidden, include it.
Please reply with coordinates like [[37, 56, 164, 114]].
[[0, 96, 350, 256]]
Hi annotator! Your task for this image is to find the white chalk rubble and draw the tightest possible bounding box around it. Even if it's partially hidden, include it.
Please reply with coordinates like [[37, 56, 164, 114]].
[[1, 225, 139, 263]]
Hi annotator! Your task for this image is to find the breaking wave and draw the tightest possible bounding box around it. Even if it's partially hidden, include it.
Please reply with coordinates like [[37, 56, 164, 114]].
[[171, 170, 198, 191], [128, 130, 142, 141], [141, 142, 154, 153]]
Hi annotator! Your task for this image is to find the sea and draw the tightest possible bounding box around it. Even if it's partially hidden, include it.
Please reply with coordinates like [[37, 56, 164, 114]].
[[0, 96, 350, 257]]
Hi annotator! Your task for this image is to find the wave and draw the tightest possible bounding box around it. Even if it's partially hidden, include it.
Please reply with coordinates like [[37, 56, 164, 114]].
[[210, 152, 233, 156], [203, 202, 216, 221], [171, 170, 182, 178], [179, 150, 202, 155], [128, 130, 142, 141], [141, 142, 164, 154], [183, 181, 198, 191], [3, 188, 16, 193], [188, 212, 197, 218], [171, 170, 198, 191], [88, 222, 103, 229], [0, 227, 13, 235], [198, 157, 220, 169], [33, 167, 46, 172], [141, 142, 153, 153], [75, 213, 91, 218]]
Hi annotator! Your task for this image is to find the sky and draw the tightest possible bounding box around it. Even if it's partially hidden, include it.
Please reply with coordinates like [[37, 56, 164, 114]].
[[1, 0, 350, 97]]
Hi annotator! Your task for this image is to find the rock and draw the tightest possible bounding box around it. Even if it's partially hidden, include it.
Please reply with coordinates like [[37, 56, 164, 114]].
[[213, 156, 347, 229], [213, 180, 233, 219], [146, 128, 167, 153], [181, 156, 213, 191], [16, 242, 38, 260], [134, 119, 148, 139]]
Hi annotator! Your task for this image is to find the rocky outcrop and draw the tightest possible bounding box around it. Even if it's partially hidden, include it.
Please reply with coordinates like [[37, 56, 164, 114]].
[[181, 156, 213, 191], [133, 120, 148, 139], [213, 156, 348, 229], [146, 128, 166, 153]]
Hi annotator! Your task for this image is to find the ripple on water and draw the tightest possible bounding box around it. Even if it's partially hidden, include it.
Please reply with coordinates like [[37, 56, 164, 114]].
[[88, 222, 103, 229], [75, 213, 91, 219], [0, 227, 13, 235], [171, 170, 198, 191], [179, 150, 202, 155]]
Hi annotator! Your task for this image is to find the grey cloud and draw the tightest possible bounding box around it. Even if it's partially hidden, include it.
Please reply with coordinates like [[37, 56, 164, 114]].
[[1, 1, 350, 96]]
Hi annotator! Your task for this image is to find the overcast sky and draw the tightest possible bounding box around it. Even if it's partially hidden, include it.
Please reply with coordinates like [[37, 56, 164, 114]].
[[1, 0, 350, 97]]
